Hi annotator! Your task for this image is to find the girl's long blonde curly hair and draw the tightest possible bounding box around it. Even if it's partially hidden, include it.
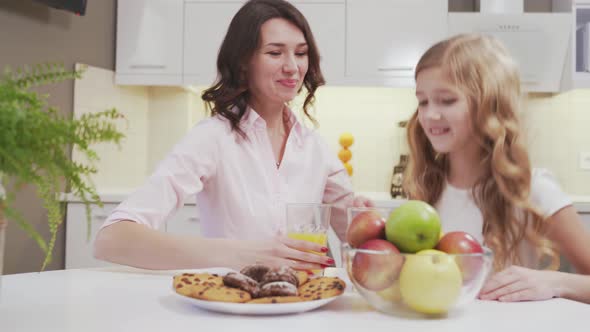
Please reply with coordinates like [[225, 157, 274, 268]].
[[403, 34, 557, 271]]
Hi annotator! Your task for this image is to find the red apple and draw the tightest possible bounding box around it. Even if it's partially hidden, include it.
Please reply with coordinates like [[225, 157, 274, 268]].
[[435, 231, 484, 282], [346, 210, 386, 248], [352, 239, 403, 291]]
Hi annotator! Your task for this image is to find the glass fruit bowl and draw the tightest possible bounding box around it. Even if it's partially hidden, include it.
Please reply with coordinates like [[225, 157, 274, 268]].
[[345, 204, 493, 317], [341, 242, 494, 317]]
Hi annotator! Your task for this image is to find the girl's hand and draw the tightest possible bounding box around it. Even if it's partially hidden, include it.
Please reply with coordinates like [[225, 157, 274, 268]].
[[478, 265, 560, 302], [230, 235, 334, 271], [353, 195, 375, 208]]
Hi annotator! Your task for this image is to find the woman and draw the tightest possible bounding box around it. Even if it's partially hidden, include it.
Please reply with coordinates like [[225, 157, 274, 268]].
[[94, 0, 368, 271]]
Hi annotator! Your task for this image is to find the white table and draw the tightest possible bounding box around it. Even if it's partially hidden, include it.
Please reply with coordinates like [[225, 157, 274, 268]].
[[1, 267, 589, 332]]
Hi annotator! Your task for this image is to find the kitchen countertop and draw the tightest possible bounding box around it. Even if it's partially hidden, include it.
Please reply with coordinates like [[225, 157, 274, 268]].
[[1, 267, 589, 332], [61, 191, 590, 212]]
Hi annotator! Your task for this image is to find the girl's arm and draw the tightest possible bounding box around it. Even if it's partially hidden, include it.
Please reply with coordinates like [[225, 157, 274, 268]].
[[545, 205, 590, 303], [546, 205, 590, 274], [480, 206, 590, 303], [554, 271, 590, 303]]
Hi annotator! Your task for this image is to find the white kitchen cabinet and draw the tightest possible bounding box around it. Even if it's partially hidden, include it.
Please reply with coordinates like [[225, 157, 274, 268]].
[[571, 2, 590, 88], [65, 202, 119, 269], [166, 205, 201, 236], [116, 0, 184, 85], [448, 13, 571, 92], [65, 201, 200, 269], [292, 1, 345, 84], [345, 0, 448, 87], [552, 0, 590, 90], [183, 0, 345, 86], [183, 1, 244, 86]]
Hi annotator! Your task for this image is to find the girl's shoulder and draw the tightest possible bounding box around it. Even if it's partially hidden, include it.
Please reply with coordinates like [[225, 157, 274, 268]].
[[531, 168, 564, 193], [530, 168, 572, 218]]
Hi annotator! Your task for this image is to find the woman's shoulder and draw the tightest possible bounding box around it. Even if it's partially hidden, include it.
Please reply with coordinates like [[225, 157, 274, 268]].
[[169, 116, 234, 154], [187, 115, 233, 137], [301, 127, 334, 152]]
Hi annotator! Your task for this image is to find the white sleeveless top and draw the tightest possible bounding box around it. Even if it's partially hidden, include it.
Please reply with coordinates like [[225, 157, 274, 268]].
[[435, 168, 572, 267]]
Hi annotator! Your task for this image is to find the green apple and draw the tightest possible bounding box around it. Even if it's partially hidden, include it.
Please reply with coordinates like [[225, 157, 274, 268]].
[[399, 249, 462, 315], [385, 200, 441, 253]]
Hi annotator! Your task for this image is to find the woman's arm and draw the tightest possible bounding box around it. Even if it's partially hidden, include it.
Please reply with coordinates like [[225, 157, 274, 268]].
[[94, 221, 334, 270]]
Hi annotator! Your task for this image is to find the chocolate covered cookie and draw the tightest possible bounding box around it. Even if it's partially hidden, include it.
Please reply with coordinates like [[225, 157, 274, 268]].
[[258, 281, 298, 297], [223, 272, 260, 296], [240, 264, 271, 283], [260, 266, 299, 287]]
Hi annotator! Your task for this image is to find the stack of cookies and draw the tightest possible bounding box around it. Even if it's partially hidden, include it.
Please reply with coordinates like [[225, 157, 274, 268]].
[[173, 264, 346, 304]]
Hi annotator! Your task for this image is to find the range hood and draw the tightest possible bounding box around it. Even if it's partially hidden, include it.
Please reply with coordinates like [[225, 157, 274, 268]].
[[447, 0, 572, 92]]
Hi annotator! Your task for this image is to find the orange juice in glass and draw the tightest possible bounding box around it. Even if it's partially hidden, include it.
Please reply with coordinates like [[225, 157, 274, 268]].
[[285, 203, 331, 275]]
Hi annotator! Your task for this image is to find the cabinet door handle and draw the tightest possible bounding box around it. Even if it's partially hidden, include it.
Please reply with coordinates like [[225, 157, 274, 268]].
[[92, 214, 108, 221], [129, 64, 166, 69], [187, 217, 199, 222], [377, 66, 413, 72]]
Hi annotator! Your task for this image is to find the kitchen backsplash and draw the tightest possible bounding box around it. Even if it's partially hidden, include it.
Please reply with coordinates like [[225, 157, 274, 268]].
[[73, 65, 590, 196], [73, 65, 207, 190]]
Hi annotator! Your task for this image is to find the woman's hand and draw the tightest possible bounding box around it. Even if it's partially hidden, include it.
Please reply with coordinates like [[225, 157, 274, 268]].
[[228, 235, 334, 271], [478, 265, 561, 302], [353, 195, 375, 208]]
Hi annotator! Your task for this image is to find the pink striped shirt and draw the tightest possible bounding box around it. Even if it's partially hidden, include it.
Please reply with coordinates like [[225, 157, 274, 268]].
[[102, 107, 354, 240]]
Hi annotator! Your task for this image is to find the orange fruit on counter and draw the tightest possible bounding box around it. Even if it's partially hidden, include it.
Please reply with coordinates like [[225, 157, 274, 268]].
[[338, 149, 352, 163], [343, 162, 353, 176], [339, 133, 354, 148]]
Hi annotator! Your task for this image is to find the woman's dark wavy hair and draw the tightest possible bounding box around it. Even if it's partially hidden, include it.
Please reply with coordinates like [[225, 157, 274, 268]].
[[201, 0, 325, 137]]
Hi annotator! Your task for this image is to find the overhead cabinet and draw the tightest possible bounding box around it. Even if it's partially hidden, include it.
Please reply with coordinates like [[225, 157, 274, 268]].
[[116, 0, 575, 91], [116, 0, 446, 87], [288, 1, 346, 85], [118, 0, 439, 88], [182, 0, 345, 86], [448, 13, 572, 92], [344, 0, 448, 87], [116, 0, 184, 85], [182, 1, 243, 86]]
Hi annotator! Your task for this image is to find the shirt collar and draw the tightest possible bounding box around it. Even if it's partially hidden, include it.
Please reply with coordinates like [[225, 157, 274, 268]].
[[239, 105, 306, 148]]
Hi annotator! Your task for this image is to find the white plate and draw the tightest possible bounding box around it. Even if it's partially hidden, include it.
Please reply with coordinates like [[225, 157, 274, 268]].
[[171, 267, 344, 316]]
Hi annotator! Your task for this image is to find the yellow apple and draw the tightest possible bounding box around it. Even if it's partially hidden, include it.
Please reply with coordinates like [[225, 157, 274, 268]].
[[377, 281, 402, 303], [399, 249, 462, 315]]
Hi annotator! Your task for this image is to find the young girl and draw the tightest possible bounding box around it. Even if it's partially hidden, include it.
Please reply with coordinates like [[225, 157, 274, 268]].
[[405, 34, 590, 303], [95, 0, 368, 271]]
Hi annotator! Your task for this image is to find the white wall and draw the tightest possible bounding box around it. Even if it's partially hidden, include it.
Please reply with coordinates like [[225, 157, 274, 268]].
[[73, 65, 150, 190], [73, 65, 590, 196]]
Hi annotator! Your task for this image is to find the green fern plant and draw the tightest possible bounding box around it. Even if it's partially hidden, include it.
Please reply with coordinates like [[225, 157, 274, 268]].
[[0, 63, 125, 270]]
